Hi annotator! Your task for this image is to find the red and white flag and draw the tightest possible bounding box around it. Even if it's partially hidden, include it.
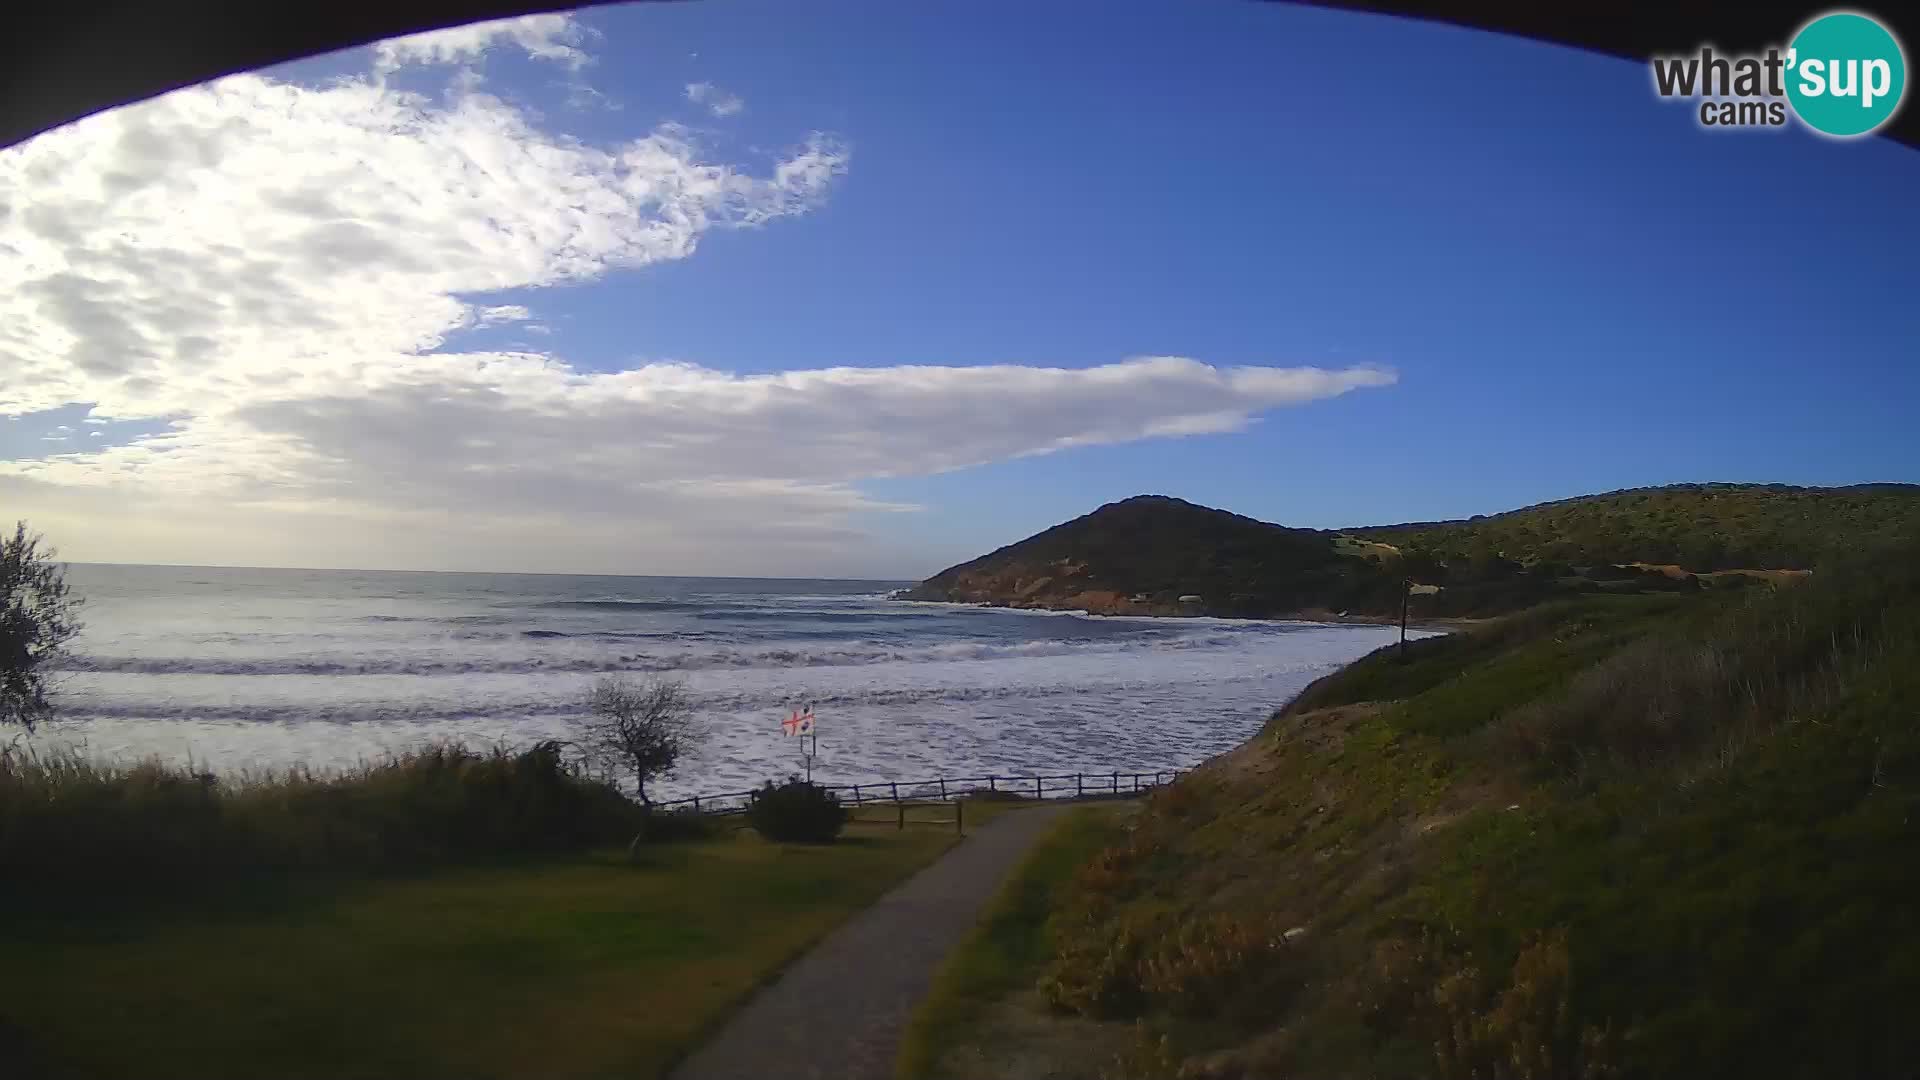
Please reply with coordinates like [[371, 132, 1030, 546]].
[[781, 706, 816, 737]]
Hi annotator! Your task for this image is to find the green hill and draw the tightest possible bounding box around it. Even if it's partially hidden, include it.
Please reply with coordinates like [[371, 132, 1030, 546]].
[[901, 495, 1404, 618], [1358, 482, 1920, 572], [930, 540, 1920, 1079], [904, 484, 1920, 620]]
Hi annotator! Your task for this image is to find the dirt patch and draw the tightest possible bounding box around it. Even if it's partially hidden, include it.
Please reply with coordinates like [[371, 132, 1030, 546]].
[[1014, 576, 1056, 599], [1270, 702, 1382, 755]]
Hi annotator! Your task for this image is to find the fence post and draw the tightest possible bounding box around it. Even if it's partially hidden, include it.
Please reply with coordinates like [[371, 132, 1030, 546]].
[[693, 795, 701, 813], [939, 777, 947, 799], [1132, 774, 1140, 793], [1035, 775, 1042, 800], [891, 781, 900, 802], [1076, 773, 1084, 798], [898, 800, 905, 830], [956, 798, 964, 836], [852, 784, 861, 804], [1112, 771, 1118, 794], [989, 776, 997, 792]]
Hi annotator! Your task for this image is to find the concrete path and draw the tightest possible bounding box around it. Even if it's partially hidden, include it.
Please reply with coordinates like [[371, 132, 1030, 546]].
[[668, 804, 1072, 1080]]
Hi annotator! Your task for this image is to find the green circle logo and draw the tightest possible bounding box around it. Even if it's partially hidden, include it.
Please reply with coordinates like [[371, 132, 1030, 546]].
[[1786, 11, 1907, 137]]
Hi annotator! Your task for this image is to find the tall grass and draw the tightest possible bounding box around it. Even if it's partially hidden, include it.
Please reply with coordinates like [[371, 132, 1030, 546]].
[[1031, 540, 1920, 1078], [1498, 541, 1920, 782], [1275, 594, 1686, 723], [0, 741, 643, 903]]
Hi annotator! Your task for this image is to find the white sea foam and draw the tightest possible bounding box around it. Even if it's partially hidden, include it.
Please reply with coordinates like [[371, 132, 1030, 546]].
[[31, 564, 1437, 796]]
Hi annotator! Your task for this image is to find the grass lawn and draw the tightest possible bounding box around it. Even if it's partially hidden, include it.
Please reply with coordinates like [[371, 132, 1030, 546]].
[[896, 805, 1130, 1080], [0, 820, 961, 1080]]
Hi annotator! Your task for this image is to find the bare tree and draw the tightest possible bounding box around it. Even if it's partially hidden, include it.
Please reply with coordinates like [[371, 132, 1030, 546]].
[[2, 522, 82, 733], [580, 674, 700, 807]]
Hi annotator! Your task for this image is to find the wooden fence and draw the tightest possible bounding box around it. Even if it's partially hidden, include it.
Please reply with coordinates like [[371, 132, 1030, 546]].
[[650, 769, 1189, 818]]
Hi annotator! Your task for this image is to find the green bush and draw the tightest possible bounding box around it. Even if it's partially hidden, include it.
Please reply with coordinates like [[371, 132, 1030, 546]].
[[0, 740, 642, 905], [746, 777, 846, 843]]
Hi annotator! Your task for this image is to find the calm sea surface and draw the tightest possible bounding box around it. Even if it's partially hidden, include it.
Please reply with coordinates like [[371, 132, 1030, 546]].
[[32, 564, 1434, 797]]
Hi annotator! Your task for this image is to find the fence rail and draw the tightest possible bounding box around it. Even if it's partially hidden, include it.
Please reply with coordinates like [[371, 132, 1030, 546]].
[[650, 769, 1189, 817]]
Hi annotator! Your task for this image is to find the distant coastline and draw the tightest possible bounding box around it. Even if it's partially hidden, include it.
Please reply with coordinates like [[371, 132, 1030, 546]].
[[889, 591, 1471, 632]]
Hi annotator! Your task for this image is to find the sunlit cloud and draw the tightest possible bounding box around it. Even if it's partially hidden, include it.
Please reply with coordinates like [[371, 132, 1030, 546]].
[[0, 16, 1394, 574]]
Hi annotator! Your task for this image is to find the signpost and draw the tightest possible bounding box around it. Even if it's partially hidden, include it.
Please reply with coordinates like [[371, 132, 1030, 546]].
[[781, 703, 819, 782], [1399, 577, 1411, 660]]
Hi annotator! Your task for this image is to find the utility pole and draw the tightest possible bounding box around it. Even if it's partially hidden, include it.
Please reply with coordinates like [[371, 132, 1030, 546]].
[[1398, 577, 1411, 661]]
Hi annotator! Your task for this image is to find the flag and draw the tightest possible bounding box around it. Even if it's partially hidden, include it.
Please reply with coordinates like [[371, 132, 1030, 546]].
[[781, 706, 816, 737]]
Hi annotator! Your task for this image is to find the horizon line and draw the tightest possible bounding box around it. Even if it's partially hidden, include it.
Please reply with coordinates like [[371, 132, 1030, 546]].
[[60, 560, 918, 584]]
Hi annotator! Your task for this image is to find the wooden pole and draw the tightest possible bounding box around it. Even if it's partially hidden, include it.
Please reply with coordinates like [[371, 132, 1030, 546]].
[[1399, 578, 1410, 661], [955, 798, 964, 836], [1076, 773, 1084, 798], [1034, 775, 1042, 800], [897, 800, 905, 830]]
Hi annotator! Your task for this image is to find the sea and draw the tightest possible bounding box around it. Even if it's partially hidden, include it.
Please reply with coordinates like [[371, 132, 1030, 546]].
[[30, 564, 1436, 798]]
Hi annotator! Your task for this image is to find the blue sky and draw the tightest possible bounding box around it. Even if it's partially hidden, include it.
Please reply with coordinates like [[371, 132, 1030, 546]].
[[2, 1, 1916, 576]]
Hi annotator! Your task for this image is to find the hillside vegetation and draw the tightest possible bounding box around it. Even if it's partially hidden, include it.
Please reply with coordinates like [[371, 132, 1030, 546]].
[[1359, 482, 1920, 572], [903, 484, 1920, 620], [903, 495, 1401, 618], [961, 541, 1920, 1079]]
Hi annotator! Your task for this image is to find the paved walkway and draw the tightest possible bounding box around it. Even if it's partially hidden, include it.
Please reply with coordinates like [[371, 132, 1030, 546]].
[[668, 804, 1072, 1080]]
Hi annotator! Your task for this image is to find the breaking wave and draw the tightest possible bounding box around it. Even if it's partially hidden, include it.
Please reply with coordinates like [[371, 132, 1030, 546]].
[[60, 631, 1258, 677]]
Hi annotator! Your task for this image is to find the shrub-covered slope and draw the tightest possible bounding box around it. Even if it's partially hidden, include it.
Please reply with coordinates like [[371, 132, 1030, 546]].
[[904, 484, 1920, 620], [1359, 481, 1920, 572], [1035, 545, 1920, 1078], [902, 495, 1403, 618]]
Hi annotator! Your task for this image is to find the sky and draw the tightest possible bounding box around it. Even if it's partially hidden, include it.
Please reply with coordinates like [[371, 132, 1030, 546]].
[[2, 0, 1916, 579]]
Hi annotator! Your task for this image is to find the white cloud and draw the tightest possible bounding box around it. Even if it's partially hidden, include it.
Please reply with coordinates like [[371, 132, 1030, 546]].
[[0, 72, 846, 422], [685, 81, 746, 117], [0, 51, 1395, 576], [372, 14, 593, 72], [477, 305, 532, 325]]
